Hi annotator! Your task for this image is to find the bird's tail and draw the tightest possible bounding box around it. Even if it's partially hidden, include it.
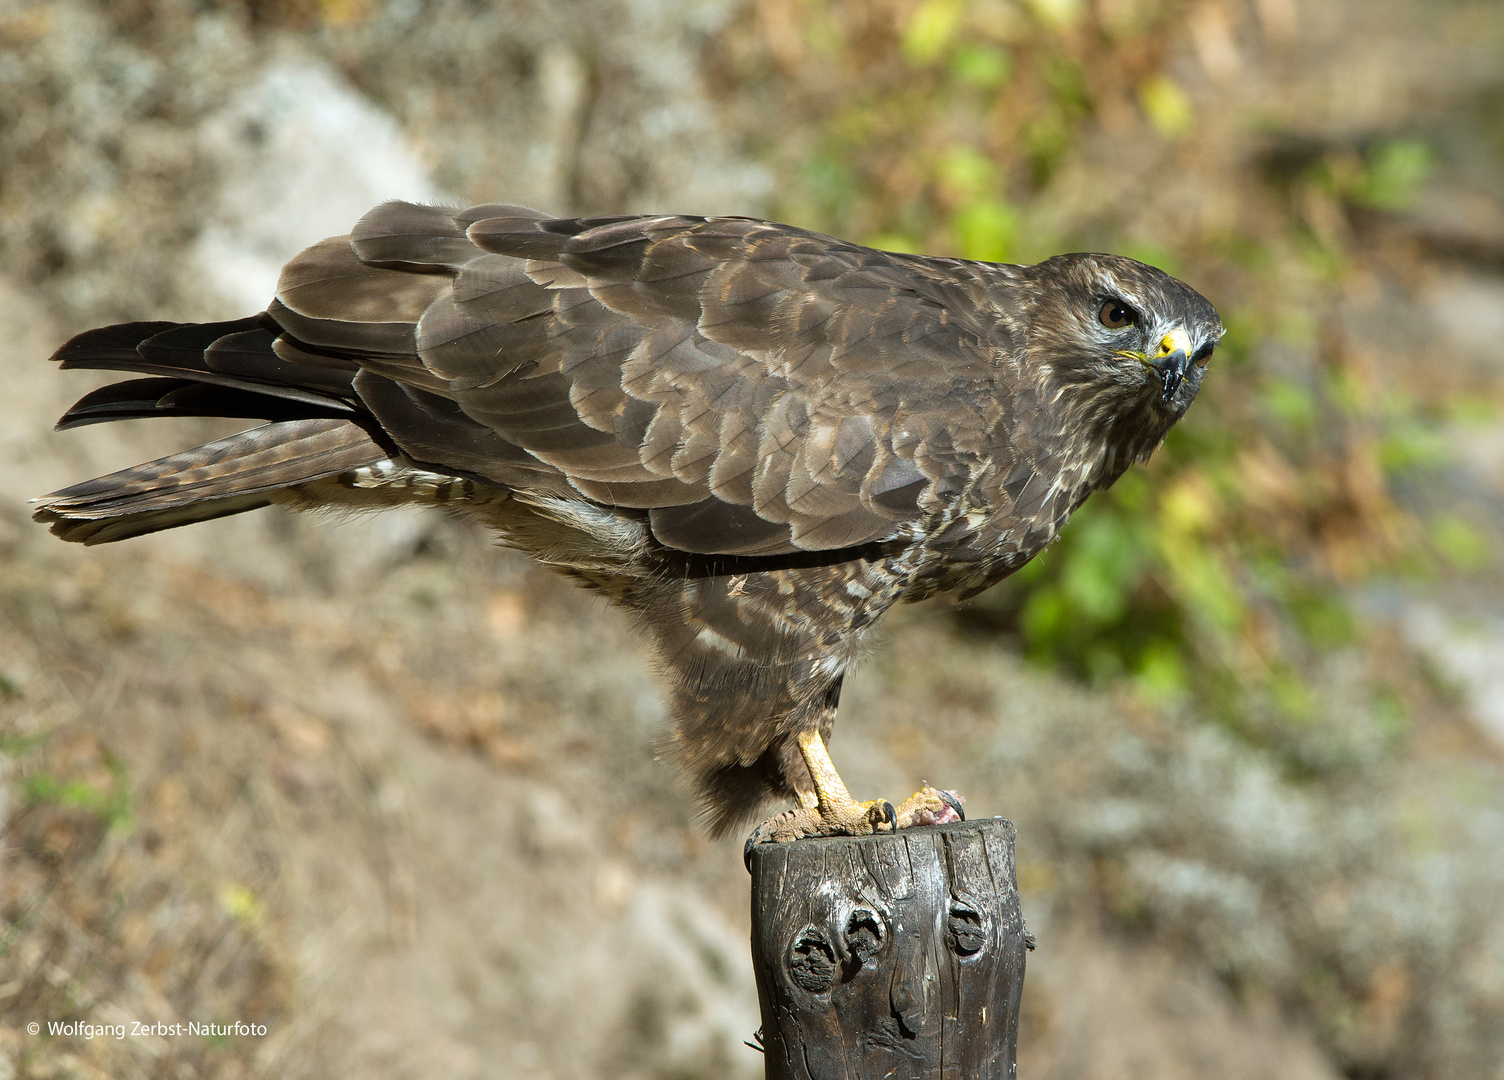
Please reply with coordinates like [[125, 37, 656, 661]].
[[33, 418, 392, 544], [32, 318, 391, 544]]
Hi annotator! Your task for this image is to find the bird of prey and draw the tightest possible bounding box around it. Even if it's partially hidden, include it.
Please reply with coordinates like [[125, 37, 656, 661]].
[[33, 201, 1222, 851]]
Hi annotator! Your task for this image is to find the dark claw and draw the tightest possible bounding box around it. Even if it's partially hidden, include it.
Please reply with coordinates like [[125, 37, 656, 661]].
[[938, 789, 965, 822], [745, 818, 776, 872], [879, 800, 897, 832]]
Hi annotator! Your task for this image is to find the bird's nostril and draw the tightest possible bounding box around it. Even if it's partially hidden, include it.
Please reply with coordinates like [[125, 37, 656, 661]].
[[1158, 328, 1191, 358]]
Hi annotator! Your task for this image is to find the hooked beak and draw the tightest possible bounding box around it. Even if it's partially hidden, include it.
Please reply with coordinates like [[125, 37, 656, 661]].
[[1151, 328, 1191, 405]]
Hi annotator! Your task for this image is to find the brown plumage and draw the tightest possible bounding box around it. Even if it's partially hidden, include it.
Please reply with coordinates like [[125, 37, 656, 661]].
[[33, 201, 1222, 845]]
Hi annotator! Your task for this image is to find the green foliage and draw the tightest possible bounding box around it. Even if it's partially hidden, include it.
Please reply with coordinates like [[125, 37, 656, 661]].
[[1024, 0, 1085, 31], [0, 729, 48, 756], [1289, 588, 1357, 649], [25, 757, 134, 832], [950, 44, 1011, 89], [1356, 138, 1435, 211], [1138, 75, 1194, 139], [1261, 378, 1319, 434], [902, 0, 966, 65], [218, 881, 266, 928], [1430, 513, 1489, 572], [1308, 137, 1436, 213]]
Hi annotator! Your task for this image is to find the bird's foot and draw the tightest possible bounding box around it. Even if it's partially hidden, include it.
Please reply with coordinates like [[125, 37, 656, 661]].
[[896, 784, 966, 828], [744, 786, 964, 866]]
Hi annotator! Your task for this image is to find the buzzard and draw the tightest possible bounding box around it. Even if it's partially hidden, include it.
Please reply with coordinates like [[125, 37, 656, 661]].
[[33, 202, 1222, 852]]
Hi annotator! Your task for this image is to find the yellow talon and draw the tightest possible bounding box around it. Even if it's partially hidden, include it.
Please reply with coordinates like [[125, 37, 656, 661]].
[[744, 730, 965, 859]]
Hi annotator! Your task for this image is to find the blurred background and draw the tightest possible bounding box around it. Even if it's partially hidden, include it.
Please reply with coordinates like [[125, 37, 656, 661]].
[[2, 0, 1503, 1076]]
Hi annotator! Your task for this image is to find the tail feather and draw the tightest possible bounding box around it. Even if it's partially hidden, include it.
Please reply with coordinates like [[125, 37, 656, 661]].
[[56, 377, 355, 430], [135, 318, 264, 371], [32, 418, 390, 544], [35, 495, 281, 546], [38, 313, 390, 544], [51, 321, 184, 365], [53, 318, 360, 414]]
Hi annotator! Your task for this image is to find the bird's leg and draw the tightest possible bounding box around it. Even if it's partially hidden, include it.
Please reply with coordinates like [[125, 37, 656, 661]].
[[798, 729, 966, 832], [798, 728, 893, 832], [745, 730, 965, 856]]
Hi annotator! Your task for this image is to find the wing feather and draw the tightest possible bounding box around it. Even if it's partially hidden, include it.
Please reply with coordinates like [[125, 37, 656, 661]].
[[266, 203, 1018, 556]]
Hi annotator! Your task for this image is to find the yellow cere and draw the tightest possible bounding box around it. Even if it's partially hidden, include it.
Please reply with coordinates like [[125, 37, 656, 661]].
[[1158, 328, 1191, 358]]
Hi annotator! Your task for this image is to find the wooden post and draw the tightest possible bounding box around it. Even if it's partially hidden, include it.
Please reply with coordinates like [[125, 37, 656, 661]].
[[748, 818, 1027, 1080]]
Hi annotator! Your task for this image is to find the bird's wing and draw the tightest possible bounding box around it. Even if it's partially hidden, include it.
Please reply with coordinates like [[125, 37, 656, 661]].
[[270, 202, 1019, 556]]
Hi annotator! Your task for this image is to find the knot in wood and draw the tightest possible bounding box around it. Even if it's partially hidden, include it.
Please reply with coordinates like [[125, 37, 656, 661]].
[[845, 909, 883, 969], [749, 819, 1026, 1078], [947, 898, 987, 956], [788, 927, 837, 994]]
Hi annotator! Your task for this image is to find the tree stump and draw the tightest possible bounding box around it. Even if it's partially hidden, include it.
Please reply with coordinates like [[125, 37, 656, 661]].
[[748, 818, 1027, 1080]]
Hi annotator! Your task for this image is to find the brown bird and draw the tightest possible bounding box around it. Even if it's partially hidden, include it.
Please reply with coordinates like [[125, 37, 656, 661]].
[[33, 201, 1222, 854]]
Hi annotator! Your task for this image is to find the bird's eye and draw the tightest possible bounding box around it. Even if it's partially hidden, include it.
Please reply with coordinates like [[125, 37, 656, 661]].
[[1191, 342, 1215, 367], [1099, 300, 1136, 329]]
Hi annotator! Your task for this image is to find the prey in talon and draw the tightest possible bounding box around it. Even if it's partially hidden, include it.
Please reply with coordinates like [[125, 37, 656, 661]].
[[33, 201, 1221, 855]]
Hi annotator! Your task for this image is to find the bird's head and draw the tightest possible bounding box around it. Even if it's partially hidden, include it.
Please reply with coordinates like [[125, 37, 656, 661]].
[[1016, 253, 1223, 454]]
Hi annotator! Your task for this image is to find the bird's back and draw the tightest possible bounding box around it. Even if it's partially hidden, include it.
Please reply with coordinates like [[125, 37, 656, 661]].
[[36, 201, 1031, 569]]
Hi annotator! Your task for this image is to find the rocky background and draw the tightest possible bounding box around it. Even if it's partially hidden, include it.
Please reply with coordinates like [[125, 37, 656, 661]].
[[2, 1, 1503, 1078]]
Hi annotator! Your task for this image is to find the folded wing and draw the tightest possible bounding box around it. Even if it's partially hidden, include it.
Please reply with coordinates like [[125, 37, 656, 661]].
[[262, 202, 1021, 556]]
